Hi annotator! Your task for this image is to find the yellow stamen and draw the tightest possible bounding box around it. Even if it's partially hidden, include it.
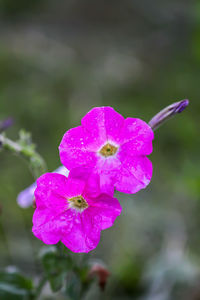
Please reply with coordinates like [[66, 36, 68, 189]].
[[99, 143, 118, 157], [68, 196, 88, 210]]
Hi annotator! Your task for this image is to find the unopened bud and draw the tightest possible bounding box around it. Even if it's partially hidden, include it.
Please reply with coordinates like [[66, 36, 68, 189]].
[[88, 263, 110, 291], [0, 118, 14, 133], [149, 99, 189, 131]]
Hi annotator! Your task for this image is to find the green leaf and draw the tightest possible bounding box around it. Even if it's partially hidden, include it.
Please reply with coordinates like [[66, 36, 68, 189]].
[[65, 272, 81, 300], [40, 246, 73, 292], [0, 267, 34, 300]]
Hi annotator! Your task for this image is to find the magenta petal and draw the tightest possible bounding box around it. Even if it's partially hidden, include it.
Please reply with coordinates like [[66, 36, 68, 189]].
[[64, 177, 86, 198], [70, 165, 116, 197], [59, 126, 103, 151], [95, 156, 121, 173], [87, 194, 122, 230], [81, 107, 107, 141], [35, 174, 86, 208], [32, 208, 77, 245], [104, 107, 124, 141], [119, 139, 153, 156], [115, 155, 153, 193], [60, 147, 96, 170], [98, 173, 115, 196], [81, 106, 124, 142], [32, 209, 63, 244], [69, 166, 102, 198], [118, 118, 154, 155], [59, 126, 98, 170], [93, 157, 120, 195], [35, 173, 68, 210], [61, 211, 101, 253]]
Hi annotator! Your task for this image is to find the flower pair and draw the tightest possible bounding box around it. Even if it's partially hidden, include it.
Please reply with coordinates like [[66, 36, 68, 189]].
[[32, 107, 154, 252]]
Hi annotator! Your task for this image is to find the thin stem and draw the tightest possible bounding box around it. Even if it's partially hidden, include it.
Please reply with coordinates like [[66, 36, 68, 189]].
[[57, 242, 65, 257], [0, 133, 47, 178], [35, 276, 48, 299], [0, 134, 21, 152]]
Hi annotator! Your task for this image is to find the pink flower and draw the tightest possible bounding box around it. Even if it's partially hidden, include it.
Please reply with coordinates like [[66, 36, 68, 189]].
[[59, 107, 154, 194], [32, 172, 122, 253]]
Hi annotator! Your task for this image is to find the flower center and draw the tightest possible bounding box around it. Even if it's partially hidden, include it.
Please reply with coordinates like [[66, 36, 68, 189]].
[[68, 195, 88, 211], [99, 143, 118, 157]]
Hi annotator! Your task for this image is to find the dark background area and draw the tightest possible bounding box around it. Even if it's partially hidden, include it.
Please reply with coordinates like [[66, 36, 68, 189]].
[[0, 1, 200, 299]]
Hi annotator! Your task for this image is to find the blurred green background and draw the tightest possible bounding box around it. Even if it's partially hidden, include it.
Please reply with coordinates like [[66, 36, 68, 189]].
[[0, 0, 200, 299]]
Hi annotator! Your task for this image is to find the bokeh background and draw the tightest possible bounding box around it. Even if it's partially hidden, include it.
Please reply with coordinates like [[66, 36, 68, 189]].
[[0, 1, 200, 299]]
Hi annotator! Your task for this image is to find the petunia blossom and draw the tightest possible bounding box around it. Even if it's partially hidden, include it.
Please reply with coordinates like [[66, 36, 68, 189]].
[[32, 172, 122, 253], [59, 106, 154, 194], [17, 166, 69, 208]]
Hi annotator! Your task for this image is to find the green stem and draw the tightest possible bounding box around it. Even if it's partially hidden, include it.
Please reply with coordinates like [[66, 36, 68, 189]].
[[56, 242, 65, 257], [35, 276, 47, 299], [0, 133, 47, 178]]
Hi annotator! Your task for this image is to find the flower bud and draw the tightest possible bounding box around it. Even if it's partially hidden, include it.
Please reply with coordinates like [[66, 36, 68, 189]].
[[149, 99, 189, 130], [88, 263, 110, 290], [0, 118, 14, 133]]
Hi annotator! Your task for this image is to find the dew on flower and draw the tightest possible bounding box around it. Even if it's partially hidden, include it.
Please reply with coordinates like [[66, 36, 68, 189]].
[[32, 172, 122, 253], [59, 106, 154, 194]]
